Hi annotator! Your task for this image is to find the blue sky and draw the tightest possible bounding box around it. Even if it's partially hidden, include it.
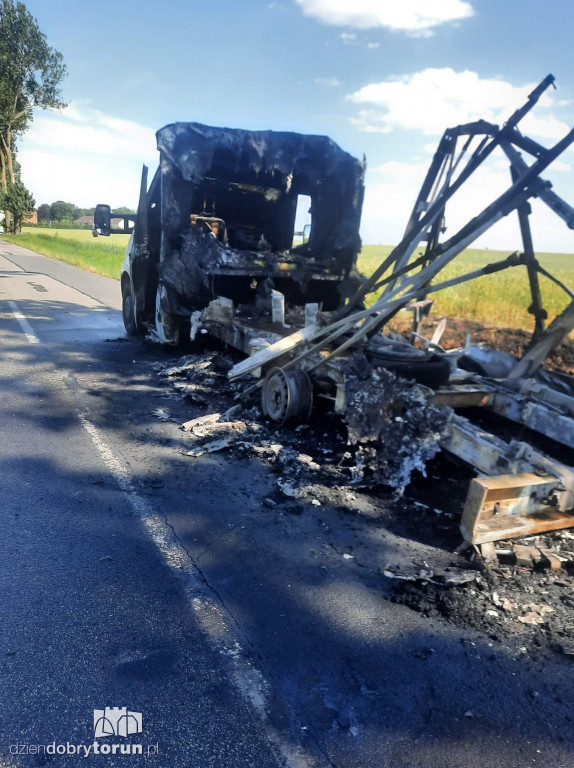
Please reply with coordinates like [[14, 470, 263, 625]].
[[17, 0, 574, 251]]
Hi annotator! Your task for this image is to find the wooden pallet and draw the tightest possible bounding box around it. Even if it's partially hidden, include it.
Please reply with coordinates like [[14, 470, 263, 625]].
[[461, 472, 574, 545]]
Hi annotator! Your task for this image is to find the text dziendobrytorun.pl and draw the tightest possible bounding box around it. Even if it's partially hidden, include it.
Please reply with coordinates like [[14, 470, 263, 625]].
[[9, 742, 159, 757]]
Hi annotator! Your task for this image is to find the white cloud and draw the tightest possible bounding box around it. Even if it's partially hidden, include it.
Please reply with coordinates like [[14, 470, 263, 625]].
[[361, 160, 430, 245], [314, 77, 343, 87], [295, 0, 473, 35], [367, 41, 380, 49], [59, 104, 87, 123], [18, 149, 142, 209], [550, 159, 572, 172], [24, 105, 156, 160], [348, 69, 571, 140], [18, 103, 158, 208], [349, 110, 392, 133], [360, 152, 574, 253], [340, 32, 357, 44], [520, 113, 571, 141]]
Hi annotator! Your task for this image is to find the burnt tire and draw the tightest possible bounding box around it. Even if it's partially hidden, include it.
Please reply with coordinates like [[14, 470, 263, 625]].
[[369, 354, 451, 389]]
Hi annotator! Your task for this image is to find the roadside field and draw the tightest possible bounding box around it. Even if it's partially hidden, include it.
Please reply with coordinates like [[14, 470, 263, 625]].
[[3, 227, 129, 279], [359, 245, 574, 331], [4, 229, 573, 330]]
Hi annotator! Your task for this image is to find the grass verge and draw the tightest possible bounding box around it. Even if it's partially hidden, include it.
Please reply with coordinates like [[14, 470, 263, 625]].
[[4, 229, 574, 331], [3, 228, 129, 280]]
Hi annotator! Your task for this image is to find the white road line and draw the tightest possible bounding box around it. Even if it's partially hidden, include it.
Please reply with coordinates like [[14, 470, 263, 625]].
[[7, 299, 40, 344], [77, 411, 194, 572], [11, 318, 314, 768], [76, 406, 309, 766]]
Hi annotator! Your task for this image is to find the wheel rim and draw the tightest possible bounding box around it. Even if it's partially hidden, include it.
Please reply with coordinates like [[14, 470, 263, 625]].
[[262, 367, 313, 425]]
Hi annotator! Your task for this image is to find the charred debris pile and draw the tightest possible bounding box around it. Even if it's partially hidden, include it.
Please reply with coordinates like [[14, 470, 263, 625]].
[[149, 75, 574, 567], [150, 345, 574, 653]]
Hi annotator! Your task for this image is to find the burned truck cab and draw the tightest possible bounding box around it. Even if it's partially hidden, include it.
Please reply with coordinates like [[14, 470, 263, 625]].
[[99, 122, 365, 344]]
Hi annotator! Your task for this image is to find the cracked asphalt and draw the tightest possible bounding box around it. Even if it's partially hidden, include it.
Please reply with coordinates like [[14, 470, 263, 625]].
[[1, 241, 574, 768]]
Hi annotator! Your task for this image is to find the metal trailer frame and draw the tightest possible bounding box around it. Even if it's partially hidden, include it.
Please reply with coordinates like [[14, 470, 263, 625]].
[[219, 75, 574, 548]]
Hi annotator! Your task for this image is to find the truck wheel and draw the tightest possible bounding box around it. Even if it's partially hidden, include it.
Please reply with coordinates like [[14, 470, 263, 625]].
[[158, 310, 181, 345], [261, 367, 313, 425], [122, 286, 144, 335]]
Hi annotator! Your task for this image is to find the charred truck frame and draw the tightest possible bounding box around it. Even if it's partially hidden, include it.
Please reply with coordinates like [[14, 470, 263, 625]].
[[94, 123, 365, 344], [96, 75, 574, 552]]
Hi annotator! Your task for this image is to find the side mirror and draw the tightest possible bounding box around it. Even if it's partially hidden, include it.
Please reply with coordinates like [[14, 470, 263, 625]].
[[94, 204, 111, 236]]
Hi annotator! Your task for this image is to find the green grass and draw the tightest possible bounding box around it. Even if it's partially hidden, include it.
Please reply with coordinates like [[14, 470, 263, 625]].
[[5, 229, 574, 330], [3, 227, 129, 280], [358, 245, 574, 331]]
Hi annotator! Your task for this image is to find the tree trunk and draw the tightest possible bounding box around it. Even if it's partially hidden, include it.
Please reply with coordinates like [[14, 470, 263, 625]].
[[1, 129, 14, 230], [0, 148, 6, 193], [2, 126, 15, 184], [0, 146, 11, 231]]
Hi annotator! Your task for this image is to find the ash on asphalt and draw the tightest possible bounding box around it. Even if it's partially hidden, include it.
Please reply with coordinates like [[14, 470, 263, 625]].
[[66, 334, 574, 766], [94, 334, 574, 657]]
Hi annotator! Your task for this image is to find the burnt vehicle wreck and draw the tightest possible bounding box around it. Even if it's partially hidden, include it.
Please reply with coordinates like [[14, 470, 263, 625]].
[[94, 123, 365, 344], [221, 75, 574, 550], [96, 76, 574, 554]]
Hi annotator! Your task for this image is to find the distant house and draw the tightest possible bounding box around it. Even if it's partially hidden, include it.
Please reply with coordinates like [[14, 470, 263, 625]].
[[23, 211, 38, 225], [73, 215, 94, 226]]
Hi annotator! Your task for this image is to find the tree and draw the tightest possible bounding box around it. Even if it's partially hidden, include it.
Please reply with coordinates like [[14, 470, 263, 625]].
[[72, 206, 95, 220], [1, 179, 34, 232], [114, 206, 136, 215], [50, 200, 75, 221], [37, 202, 50, 221], [0, 1, 66, 197]]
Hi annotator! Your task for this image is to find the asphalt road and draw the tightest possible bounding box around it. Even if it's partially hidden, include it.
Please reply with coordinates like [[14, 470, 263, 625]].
[[0, 240, 573, 768], [0, 243, 282, 768]]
